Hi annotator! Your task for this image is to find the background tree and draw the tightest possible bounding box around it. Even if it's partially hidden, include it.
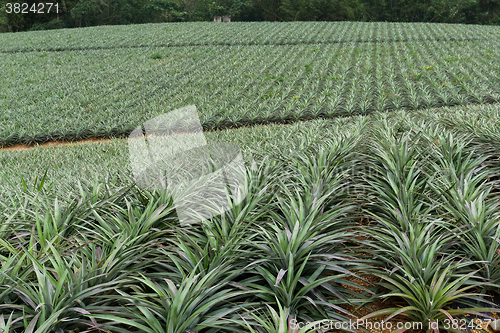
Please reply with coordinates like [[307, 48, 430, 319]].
[[1, 0, 500, 33]]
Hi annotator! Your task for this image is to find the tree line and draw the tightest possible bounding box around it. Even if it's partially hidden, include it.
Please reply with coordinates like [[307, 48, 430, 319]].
[[1, 0, 499, 32]]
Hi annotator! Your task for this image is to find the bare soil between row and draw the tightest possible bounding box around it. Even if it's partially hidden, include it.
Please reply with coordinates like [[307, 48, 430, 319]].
[[0, 138, 115, 151]]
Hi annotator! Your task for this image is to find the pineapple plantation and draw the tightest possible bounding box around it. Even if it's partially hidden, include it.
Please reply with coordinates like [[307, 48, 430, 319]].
[[0, 22, 500, 333]]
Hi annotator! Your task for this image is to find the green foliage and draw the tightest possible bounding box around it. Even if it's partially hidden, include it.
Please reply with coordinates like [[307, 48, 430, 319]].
[[141, 0, 188, 22], [150, 52, 163, 59], [1, 103, 500, 332], [2, 0, 500, 31], [0, 146, 367, 332], [2, 20, 500, 332], [354, 111, 500, 331], [0, 2, 10, 32], [1, 22, 500, 148], [208, 0, 254, 17], [279, 0, 362, 21]]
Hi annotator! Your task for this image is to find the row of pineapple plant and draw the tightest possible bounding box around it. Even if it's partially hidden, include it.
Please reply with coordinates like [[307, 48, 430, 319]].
[[357, 113, 500, 332], [3, 21, 499, 52], [0, 132, 371, 332], [3, 22, 500, 147], [1, 110, 500, 332]]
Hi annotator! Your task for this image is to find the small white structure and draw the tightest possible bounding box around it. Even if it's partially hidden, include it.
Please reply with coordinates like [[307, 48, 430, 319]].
[[214, 16, 221, 22], [222, 15, 231, 22]]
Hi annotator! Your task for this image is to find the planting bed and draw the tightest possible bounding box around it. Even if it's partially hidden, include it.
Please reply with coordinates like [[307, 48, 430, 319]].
[[1, 21, 500, 333], [1, 107, 500, 332], [1, 22, 500, 147]]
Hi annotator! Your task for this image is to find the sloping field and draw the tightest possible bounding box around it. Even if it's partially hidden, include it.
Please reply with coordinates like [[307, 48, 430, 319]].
[[1, 22, 500, 333], [1, 102, 498, 195], [0, 103, 499, 332], [1, 21, 498, 52], [1, 22, 500, 146]]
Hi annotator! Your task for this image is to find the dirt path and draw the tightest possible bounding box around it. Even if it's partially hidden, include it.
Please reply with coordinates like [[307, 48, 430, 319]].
[[0, 138, 115, 152]]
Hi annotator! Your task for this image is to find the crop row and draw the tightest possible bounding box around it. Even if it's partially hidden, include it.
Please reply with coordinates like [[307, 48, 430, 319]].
[[0, 116, 360, 196], [2, 36, 500, 146], [0, 21, 499, 53], [2, 102, 499, 199], [0, 109, 499, 332]]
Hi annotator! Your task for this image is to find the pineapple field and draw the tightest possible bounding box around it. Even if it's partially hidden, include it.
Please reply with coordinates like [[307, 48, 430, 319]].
[[0, 21, 500, 333], [1, 22, 500, 146]]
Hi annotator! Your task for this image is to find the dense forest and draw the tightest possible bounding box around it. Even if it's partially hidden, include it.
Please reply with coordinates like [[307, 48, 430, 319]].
[[1, 0, 500, 32]]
